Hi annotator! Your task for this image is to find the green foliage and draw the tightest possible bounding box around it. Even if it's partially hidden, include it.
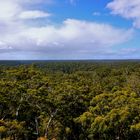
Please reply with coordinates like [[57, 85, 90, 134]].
[[0, 61, 140, 139]]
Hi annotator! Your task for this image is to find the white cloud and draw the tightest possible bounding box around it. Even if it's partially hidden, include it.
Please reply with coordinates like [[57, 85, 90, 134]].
[[0, 1, 21, 21], [6, 19, 132, 47], [0, 18, 133, 59], [107, 0, 140, 28], [19, 10, 51, 19], [0, 0, 135, 59], [0, 0, 51, 21]]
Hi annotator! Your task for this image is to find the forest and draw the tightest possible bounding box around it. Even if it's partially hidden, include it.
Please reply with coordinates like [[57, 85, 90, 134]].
[[0, 60, 140, 140]]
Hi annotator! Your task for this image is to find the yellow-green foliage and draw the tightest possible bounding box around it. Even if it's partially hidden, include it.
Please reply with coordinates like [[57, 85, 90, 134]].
[[0, 61, 140, 140]]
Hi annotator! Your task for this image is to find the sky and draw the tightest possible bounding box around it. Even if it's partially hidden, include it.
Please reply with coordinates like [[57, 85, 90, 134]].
[[0, 0, 140, 60]]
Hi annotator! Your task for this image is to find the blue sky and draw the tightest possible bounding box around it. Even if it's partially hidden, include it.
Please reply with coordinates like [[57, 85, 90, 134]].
[[0, 0, 140, 59]]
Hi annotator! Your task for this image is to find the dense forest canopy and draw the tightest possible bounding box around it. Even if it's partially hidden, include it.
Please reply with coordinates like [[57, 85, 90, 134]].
[[0, 60, 140, 140]]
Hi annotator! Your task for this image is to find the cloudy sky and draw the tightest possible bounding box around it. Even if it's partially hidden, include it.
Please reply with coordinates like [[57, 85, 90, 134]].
[[0, 0, 140, 60]]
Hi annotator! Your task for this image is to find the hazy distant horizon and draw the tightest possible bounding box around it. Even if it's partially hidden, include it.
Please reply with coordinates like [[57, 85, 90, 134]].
[[0, 59, 140, 61]]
